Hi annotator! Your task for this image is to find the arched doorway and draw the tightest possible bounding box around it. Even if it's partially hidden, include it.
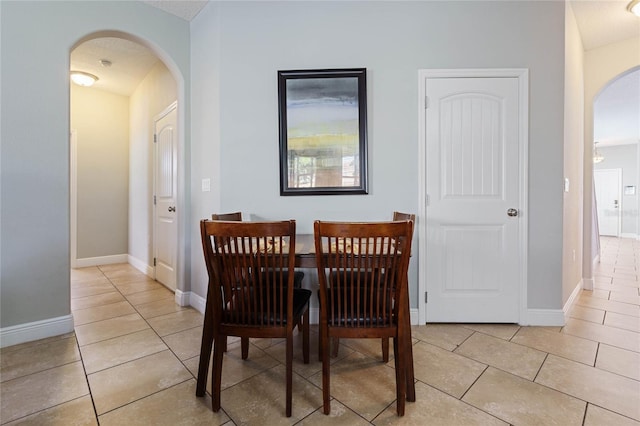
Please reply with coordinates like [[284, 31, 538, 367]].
[[590, 66, 640, 267], [69, 31, 184, 301]]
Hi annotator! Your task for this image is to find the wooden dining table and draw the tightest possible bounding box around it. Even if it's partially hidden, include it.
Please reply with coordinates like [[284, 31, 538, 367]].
[[196, 232, 415, 402]]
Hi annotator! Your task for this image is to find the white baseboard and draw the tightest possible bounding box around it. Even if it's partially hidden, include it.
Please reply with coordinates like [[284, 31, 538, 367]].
[[620, 233, 639, 240], [583, 277, 594, 291], [128, 255, 154, 277], [75, 254, 128, 268], [410, 308, 419, 325], [521, 308, 565, 326], [563, 280, 583, 315], [0, 315, 75, 348], [189, 291, 207, 314], [174, 289, 191, 307]]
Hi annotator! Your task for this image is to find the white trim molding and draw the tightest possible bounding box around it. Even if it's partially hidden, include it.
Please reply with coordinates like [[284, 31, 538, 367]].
[[0, 315, 74, 348], [620, 233, 640, 240], [189, 291, 207, 314], [174, 289, 191, 307], [128, 255, 154, 277], [70, 130, 78, 268], [75, 254, 128, 268], [563, 279, 583, 316], [521, 309, 565, 326], [583, 277, 594, 291]]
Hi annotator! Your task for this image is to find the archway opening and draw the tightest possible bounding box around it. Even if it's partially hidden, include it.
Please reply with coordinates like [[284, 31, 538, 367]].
[[591, 67, 640, 258], [69, 32, 181, 297]]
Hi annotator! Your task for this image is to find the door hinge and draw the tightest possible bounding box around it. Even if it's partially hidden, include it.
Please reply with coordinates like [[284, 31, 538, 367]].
[[153, 134, 157, 143], [153, 257, 157, 267], [425, 291, 428, 303], [425, 194, 430, 207], [153, 195, 156, 205]]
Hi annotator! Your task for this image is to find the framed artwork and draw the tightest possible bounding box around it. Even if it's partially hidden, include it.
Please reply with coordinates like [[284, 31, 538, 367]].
[[278, 68, 368, 195]]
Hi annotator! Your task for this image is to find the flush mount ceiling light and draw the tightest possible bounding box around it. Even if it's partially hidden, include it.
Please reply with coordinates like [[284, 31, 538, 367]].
[[629, 0, 640, 17], [70, 71, 98, 87], [593, 141, 605, 164]]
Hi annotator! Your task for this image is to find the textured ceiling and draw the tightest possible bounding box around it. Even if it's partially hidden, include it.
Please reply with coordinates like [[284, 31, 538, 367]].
[[71, 37, 159, 97], [570, 0, 640, 50], [70, 1, 208, 96]]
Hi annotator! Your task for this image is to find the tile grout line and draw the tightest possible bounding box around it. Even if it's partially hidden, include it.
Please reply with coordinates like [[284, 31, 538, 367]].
[[81, 265, 199, 421]]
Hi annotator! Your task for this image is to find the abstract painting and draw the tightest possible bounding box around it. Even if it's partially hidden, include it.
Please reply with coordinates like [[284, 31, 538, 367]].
[[278, 68, 368, 195]]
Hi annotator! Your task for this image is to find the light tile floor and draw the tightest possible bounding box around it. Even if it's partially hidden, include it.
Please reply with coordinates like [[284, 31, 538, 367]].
[[2, 236, 639, 425]]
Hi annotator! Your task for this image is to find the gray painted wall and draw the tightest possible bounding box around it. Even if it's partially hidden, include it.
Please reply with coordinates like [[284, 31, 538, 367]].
[[189, 1, 566, 311], [1, 0, 567, 336], [0, 0, 190, 329]]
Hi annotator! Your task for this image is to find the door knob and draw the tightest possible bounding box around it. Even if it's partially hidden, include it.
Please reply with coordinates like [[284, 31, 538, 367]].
[[507, 208, 518, 217], [168, 206, 176, 212]]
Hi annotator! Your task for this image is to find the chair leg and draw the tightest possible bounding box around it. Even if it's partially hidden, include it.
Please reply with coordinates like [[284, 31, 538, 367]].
[[302, 308, 310, 364], [331, 337, 339, 358], [286, 332, 293, 417], [393, 336, 406, 416], [404, 331, 416, 402], [381, 337, 390, 363], [403, 297, 416, 402], [321, 328, 331, 415], [211, 335, 225, 412], [196, 289, 214, 397], [241, 337, 249, 360]]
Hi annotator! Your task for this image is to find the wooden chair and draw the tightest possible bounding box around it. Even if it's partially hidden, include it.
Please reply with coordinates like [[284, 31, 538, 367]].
[[197, 219, 311, 417], [209, 212, 305, 358], [314, 220, 414, 416], [330, 211, 415, 363]]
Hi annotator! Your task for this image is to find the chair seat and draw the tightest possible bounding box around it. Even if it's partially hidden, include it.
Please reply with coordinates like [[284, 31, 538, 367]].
[[323, 288, 393, 326], [324, 270, 394, 326], [223, 288, 311, 326]]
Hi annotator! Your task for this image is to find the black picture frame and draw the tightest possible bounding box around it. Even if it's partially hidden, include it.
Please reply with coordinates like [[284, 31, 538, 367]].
[[278, 68, 368, 196]]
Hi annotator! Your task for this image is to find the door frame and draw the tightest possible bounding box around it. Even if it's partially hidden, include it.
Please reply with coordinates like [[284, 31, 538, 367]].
[[417, 68, 529, 325], [70, 130, 78, 268], [152, 101, 178, 288]]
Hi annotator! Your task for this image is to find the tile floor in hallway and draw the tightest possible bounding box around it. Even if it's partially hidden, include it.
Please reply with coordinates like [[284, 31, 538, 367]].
[[1, 236, 639, 425]]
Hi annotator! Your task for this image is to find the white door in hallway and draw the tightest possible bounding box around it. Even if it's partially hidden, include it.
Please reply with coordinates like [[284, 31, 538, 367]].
[[594, 168, 621, 237], [154, 102, 178, 291], [420, 71, 526, 323]]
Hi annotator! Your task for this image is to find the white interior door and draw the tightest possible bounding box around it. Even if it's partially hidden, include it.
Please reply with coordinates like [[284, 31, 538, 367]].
[[422, 73, 525, 323], [154, 102, 178, 291], [594, 168, 621, 237]]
